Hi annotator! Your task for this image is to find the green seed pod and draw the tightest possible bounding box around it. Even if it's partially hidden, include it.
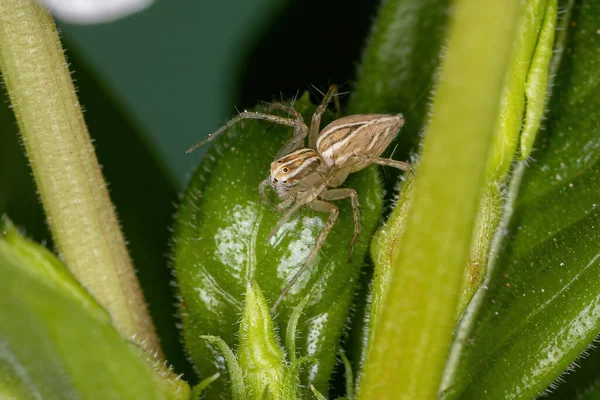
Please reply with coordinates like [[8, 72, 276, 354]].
[[173, 94, 383, 397]]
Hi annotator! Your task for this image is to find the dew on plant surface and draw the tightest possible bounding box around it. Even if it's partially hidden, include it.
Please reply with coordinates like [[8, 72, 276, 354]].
[[208, 348, 227, 372], [268, 219, 299, 248], [214, 202, 260, 281], [276, 216, 324, 295], [306, 312, 329, 381], [306, 313, 328, 354], [193, 273, 240, 314], [526, 299, 600, 394]]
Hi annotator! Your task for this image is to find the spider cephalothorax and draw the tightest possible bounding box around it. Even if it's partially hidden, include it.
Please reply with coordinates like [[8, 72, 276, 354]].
[[269, 148, 326, 200], [187, 85, 412, 311]]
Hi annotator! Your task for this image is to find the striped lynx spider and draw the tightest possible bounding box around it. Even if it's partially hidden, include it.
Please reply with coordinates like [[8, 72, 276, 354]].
[[188, 85, 412, 311]]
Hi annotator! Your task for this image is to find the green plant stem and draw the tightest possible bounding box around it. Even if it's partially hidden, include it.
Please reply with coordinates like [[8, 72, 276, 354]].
[[0, 0, 160, 356], [357, 0, 522, 398]]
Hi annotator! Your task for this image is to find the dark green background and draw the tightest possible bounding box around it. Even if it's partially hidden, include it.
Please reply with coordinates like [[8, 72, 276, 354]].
[[59, 0, 380, 186], [59, 0, 284, 186]]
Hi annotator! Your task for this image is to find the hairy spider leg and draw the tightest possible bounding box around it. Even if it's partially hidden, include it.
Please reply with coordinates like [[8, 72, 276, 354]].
[[186, 111, 308, 154], [275, 196, 295, 212], [266, 192, 313, 242], [309, 85, 339, 149], [258, 177, 273, 205], [321, 188, 361, 261], [266, 172, 332, 242], [267, 102, 310, 158], [357, 155, 414, 175], [271, 199, 339, 313]]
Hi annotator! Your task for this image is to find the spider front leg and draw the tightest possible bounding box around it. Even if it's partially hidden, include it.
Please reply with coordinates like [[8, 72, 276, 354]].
[[259, 177, 296, 215], [321, 188, 360, 261], [271, 199, 339, 313], [186, 111, 308, 153], [267, 102, 309, 158], [258, 178, 273, 205], [275, 197, 295, 212], [266, 173, 332, 242], [309, 84, 339, 149], [265, 195, 305, 243]]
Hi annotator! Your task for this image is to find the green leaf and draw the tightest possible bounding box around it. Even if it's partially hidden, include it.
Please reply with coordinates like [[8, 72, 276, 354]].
[[441, 1, 600, 398], [191, 373, 221, 400], [0, 219, 103, 313], [520, 0, 559, 159], [486, 0, 554, 182], [286, 293, 310, 363], [543, 342, 600, 399], [310, 384, 328, 400], [282, 356, 315, 400], [340, 352, 354, 400], [0, 221, 189, 399], [174, 94, 383, 397], [200, 336, 246, 400]]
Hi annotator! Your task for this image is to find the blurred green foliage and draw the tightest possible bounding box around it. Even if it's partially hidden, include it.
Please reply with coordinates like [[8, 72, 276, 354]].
[[1, 0, 600, 398], [0, 222, 190, 399]]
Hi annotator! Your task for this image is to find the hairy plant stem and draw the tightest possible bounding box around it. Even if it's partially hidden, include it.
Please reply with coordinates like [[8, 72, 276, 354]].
[[0, 0, 160, 356], [357, 0, 522, 398]]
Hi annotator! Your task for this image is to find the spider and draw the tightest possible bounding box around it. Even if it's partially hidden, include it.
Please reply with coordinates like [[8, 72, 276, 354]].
[[187, 85, 412, 311]]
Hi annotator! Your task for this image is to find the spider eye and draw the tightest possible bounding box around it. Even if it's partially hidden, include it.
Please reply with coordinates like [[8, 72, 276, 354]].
[[282, 167, 289, 173], [277, 160, 282, 164], [273, 178, 278, 183], [283, 180, 288, 184]]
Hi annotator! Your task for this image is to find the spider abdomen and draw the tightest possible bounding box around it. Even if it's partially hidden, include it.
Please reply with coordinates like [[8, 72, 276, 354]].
[[316, 114, 404, 173]]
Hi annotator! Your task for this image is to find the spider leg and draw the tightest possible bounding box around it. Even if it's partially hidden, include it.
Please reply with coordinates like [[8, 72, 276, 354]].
[[321, 188, 360, 262], [275, 196, 295, 212], [271, 199, 339, 313], [186, 111, 307, 154], [267, 102, 310, 158], [358, 155, 414, 175], [309, 84, 339, 150], [267, 102, 302, 119], [258, 178, 273, 205], [266, 196, 307, 242], [266, 172, 332, 241]]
